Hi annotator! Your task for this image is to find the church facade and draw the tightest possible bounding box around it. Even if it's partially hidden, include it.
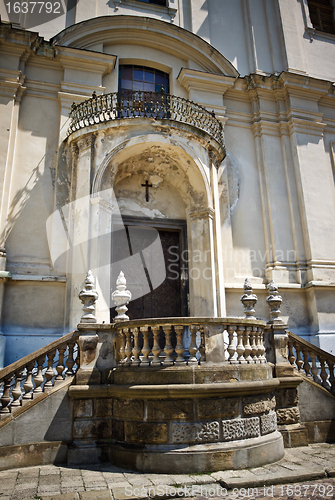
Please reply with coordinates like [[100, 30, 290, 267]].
[[0, 0, 335, 367]]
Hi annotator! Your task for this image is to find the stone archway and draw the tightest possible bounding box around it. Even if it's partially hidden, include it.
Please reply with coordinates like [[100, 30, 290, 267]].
[[90, 136, 220, 322]]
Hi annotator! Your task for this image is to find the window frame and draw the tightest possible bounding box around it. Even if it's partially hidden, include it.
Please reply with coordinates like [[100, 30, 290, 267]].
[[302, 0, 335, 38]]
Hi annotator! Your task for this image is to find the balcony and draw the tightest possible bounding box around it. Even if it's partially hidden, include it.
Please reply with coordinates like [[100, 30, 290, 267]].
[[67, 90, 225, 159]]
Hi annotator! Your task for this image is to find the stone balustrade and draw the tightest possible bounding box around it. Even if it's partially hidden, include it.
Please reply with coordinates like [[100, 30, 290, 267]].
[[287, 331, 335, 394], [114, 318, 267, 367], [0, 331, 79, 415]]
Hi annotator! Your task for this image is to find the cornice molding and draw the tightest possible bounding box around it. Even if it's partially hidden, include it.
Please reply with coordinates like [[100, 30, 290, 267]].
[[178, 68, 237, 95], [55, 46, 116, 75], [51, 15, 239, 77]]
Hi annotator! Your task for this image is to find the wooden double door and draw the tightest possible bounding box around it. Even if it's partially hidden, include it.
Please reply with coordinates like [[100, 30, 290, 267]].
[[110, 217, 188, 321]]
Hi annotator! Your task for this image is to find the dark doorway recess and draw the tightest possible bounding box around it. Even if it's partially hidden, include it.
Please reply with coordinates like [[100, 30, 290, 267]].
[[110, 217, 189, 321]]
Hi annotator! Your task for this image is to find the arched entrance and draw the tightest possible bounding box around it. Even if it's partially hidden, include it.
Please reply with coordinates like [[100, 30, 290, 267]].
[[89, 133, 219, 323]]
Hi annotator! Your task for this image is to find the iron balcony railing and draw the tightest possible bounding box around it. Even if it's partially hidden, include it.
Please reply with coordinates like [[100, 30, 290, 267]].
[[68, 90, 225, 153]]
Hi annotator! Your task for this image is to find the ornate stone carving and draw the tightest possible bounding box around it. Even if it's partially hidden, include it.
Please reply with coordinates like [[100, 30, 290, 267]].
[[276, 407, 300, 425], [222, 417, 260, 441], [266, 279, 283, 324], [243, 395, 276, 415], [260, 411, 277, 435], [172, 421, 220, 444], [78, 271, 98, 323], [240, 279, 258, 319], [79, 331, 99, 365], [111, 271, 132, 322]]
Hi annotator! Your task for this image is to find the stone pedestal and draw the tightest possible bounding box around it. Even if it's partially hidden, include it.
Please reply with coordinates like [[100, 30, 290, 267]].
[[69, 362, 284, 472]]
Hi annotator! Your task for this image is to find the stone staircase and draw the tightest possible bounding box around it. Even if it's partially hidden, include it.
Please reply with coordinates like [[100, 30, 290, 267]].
[[0, 277, 334, 472]]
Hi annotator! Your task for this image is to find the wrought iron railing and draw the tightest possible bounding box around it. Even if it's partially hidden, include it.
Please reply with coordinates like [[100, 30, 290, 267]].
[[287, 331, 335, 395], [67, 90, 225, 152]]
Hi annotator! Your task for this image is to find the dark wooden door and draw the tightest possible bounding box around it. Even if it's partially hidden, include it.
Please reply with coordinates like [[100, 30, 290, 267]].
[[110, 223, 187, 321]]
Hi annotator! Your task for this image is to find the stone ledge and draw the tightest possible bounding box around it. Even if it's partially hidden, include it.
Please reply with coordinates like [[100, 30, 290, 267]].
[[69, 379, 280, 400]]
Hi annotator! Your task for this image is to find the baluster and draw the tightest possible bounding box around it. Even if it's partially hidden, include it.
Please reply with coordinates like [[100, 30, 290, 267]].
[[244, 326, 253, 363], [302, 349, 311, 378], [174, 326, 186, 364], [251, 326, 258, 363], [22, 361, 35, 401], [11, 369, 24, 408], [124, 328, 133, 365], [236, 326, 246, 363], [310, 352, 320, 383], [74, 341, 80, 373], [255, 328, 262, 363], [66, 340, 76, 375], [319, 356, 330, 389], [44, 350, 56, 389], [55, 345, 66, 382], [288, 339, 295, 365], [161, 325, 174, 365], [257, 327, 266, 363], [140, 326, 151, 365], [328, 362, 335, 395], [33, 355, 45, 394], [118, 330, 126, 364], [0, 375, 13, 413], [132, 327, 141, 365], [151, 326, 162, 365], [199, 326, 206, 363], [295, 343, 303, 371], [227, 325, 237, 363], [188, 325, 199, 365]]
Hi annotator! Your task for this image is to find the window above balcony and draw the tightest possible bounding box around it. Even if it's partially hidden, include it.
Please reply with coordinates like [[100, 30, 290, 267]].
[[119, 65, 170, 94]]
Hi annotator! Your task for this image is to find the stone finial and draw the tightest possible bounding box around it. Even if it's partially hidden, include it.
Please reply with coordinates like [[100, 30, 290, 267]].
[[112, 271, 132, 322], [240, 278, 258, 319], [266, 279, 283, 324], [78, 270, 99, 323]]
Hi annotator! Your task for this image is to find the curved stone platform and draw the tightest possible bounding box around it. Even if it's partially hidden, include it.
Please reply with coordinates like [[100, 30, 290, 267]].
[[110, 431, 284, 473], [69, 367, 284, 472]]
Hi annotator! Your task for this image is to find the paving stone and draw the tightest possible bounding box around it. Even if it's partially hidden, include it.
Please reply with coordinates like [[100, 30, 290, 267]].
[[122, 473, 152, 486], [104, 481, 132, 488], [145, 474, 175, 486], [79, 491, 113, 499], [38, 487, 62, 495], [41, 493, 80, 500], [111, 486, 148, 500], [11, 489, 37, 500], [40, 467, 61, 475], [61, 486, 86, 493], [190, 475, 217, 484], [101, 472, 126, 481], [170, 474, 197, 485]]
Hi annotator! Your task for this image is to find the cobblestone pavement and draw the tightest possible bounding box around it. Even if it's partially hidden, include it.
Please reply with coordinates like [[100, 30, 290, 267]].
[[0, 443, 334, 500]]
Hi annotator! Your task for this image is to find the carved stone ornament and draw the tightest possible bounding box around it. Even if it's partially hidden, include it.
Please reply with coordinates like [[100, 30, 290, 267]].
[[260, 411, 277, 435], [222, 417, 260, 441], [276, 407, 300, 425], [78, 271, 98, 323], [79, 332, 99, 365], [240, 278, 258, 319], [172, 421, 220, 444], [266, 279, 283, 324], [112, 271, 132, 322]]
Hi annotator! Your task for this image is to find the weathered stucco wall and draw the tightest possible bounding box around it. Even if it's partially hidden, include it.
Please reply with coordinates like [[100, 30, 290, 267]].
[[0, 6, 335, 364]]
